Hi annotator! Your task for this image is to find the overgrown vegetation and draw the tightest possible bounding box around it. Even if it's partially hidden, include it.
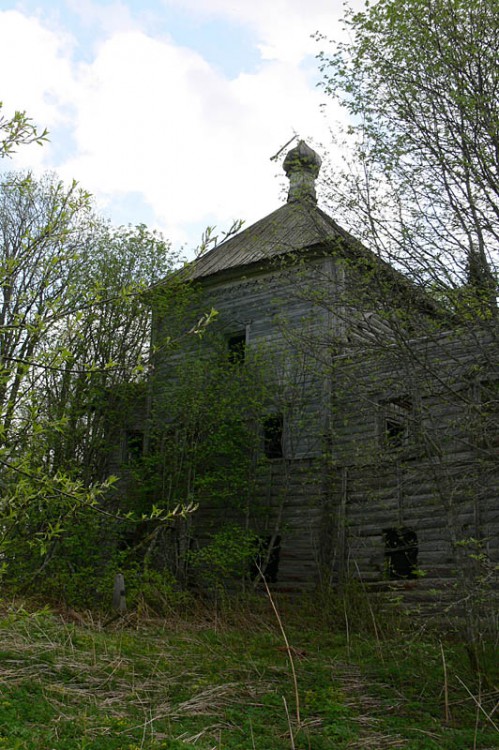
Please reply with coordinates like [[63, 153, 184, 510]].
[[0, 596, 497, 750], [0, 171, 180, 598], [0, 7, 498, 749], [0, 102, 48, 157], [317, 0, 499, 311]]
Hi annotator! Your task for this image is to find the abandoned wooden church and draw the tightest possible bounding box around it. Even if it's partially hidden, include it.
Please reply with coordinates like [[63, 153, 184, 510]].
[[116, 140, 498, 605]]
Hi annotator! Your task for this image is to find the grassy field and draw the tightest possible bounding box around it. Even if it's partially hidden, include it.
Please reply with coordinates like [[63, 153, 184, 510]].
[[0, 595, 497, 750]]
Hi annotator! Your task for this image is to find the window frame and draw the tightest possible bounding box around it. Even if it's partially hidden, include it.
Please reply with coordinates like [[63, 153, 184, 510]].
[[379, 396, 413, 451]]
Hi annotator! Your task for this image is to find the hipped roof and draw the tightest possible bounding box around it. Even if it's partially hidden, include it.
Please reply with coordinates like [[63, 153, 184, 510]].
[[180, 198, 442, 318], [186, 199, 360, 283]]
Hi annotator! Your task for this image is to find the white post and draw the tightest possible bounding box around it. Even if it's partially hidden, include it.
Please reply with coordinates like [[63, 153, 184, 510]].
[[112, 572, 126, 613]]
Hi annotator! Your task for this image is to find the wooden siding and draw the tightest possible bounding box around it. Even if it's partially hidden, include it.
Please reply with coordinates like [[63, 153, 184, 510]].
[[117, 227, 498, 601], [152, 257, 340, 461], [325, 328, 499, 607]]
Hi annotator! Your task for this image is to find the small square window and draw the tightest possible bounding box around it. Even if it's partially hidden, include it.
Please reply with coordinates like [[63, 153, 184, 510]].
[[263, 415, 284, 459], [227, 332, 246, 364], [385, 416, 407, 447]]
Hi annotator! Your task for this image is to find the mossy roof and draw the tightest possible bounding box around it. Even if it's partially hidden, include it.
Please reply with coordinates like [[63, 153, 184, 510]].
[[186, 200, 359, 282]]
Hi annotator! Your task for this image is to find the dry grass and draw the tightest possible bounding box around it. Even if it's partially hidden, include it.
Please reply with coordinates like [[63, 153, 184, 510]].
[[0, 600, 497, 750]]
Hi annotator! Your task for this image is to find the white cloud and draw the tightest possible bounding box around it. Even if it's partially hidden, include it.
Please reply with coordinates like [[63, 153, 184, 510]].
[[66, 0, 137, 35], [59, 28, 337, 240], [1, 2, 350, 248], [0, 11, 74, 123], [0, 11, 74, 119], [162, 0, 357, 64]]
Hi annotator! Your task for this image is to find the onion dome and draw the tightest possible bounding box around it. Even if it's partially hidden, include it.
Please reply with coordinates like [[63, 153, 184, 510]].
[[283, 140, 322, 204]]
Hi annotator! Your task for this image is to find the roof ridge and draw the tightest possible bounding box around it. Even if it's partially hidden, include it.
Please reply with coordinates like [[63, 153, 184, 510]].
[[187, 201, 347, 281]]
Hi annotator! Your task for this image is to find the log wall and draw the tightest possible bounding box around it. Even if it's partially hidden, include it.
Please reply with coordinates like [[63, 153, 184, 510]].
[[124, 253, 499, 600]]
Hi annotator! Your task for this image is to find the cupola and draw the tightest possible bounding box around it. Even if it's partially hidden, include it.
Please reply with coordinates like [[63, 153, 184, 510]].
[[283, 140, 322, 204]]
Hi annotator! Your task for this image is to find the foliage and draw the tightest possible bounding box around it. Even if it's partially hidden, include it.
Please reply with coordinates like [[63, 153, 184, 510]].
[[0, 102, 48, 157], [188, 525, 260, 592], [317, 0, 499, 310], [0, 172, 93, 446], [120, 320, 282, 587], [0, 171, 179, 599]]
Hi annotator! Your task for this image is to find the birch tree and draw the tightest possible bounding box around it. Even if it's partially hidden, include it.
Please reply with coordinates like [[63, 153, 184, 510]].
[[0, 172, 177, 593], [318, 0, 499, 312]]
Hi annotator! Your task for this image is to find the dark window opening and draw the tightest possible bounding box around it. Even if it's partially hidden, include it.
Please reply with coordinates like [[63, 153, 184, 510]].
[[227, 332, 246, 364], [381, 397, 412, 449], [263, 414, 284, 459], [384, 527, 418, 579], [385, 417, 407, 447], [124, 430, 144, 462], [250, 534, 281, 583]]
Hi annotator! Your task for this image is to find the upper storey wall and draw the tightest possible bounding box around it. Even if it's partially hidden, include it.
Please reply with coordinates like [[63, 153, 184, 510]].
[[150, 255, 343, 460]]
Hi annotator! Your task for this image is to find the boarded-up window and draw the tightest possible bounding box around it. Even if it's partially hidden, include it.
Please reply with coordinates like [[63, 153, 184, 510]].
[[384, 527, 418, 579]]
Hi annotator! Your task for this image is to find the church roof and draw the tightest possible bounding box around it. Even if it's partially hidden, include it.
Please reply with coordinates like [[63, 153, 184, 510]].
[[187, 199, 359, 282], [152, 139, 442, 320]]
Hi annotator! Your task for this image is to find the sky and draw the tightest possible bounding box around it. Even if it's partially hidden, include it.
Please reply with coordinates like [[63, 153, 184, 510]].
[[0, 0, 360, 255]]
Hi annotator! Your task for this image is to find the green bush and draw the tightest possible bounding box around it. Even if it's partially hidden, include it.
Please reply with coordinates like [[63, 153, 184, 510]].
[[188, 525, 260, 593]]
